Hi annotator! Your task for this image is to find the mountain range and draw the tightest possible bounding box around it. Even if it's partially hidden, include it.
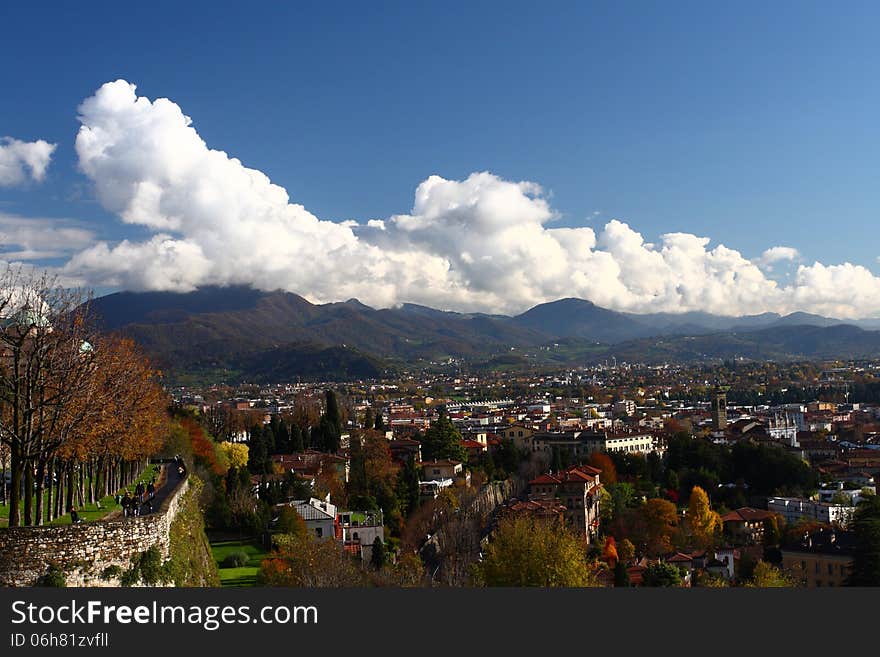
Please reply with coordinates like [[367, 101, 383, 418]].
[[87, 287, 880, 382]]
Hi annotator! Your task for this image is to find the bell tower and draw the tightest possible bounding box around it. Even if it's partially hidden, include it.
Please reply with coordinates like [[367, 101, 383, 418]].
[[711, 385, 728, 430]]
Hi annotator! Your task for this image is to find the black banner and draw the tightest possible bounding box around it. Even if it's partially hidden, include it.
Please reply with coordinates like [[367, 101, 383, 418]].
[[1, 587, 878, 654]]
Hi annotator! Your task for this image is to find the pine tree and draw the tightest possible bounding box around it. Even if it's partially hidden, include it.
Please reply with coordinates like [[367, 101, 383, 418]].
[[325, 390, 342, 435], [289, 422, 304, 453], [396, 456, 421, 517], [614, 560, 631, 587], [420, 410, 467, 463], [370, 536, 387, 570]]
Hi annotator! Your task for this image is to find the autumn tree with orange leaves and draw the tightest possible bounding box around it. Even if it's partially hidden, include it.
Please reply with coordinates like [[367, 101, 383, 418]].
[[0, 267, 169, 526]]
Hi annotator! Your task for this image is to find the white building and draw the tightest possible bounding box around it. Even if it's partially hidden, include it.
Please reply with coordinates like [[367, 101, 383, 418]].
[[767, 496, 854, 528], [287, 497, 338, 540]]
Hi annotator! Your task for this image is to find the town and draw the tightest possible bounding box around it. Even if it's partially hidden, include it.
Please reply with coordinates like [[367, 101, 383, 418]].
[[159, 358, 880, 588]]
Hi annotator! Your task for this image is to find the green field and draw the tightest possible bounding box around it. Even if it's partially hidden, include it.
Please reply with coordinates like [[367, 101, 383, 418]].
[[211, 538, 269, 587]]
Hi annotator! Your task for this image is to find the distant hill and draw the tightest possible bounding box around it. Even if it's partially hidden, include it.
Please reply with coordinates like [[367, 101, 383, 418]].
[[88, 287, 547, 381], [601, 324, 880, 364], [512, 298, 655, 342], [87, 287, 880, 380]]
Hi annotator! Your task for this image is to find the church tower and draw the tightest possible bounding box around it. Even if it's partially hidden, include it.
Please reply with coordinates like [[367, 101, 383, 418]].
[[711, 385, 728, 430]]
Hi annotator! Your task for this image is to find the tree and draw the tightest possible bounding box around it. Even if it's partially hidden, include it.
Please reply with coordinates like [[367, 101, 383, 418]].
[[420, 410, 467, 463], [587, 452, 617, 484], [257, 533, 365, 587], [745, 561, 797, 587], [848, 495, 880, 586], [370, 537, 387, 570], [289, 422, 304, 453], [396, 455, 421, 518], [686, 485, 722, 549], [642, 561, 682, 587], [763, 515, 782, 547], [276, 506, 308, 538], [598, 486, 614, 528], [618, 538, 636, 562], [602, 535, 619, 568], [324, 389, 342, 436], [0, 269, 103, 526], [218, 442, 249, 470], [474, 515, 601, 587], [641, 498, 679, 556]]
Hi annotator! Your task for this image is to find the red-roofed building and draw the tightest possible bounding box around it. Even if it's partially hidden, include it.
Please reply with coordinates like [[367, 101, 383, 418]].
[[721, 507, 778, 545], [528, 464, 602, 543], [461, 439, 487, 460]]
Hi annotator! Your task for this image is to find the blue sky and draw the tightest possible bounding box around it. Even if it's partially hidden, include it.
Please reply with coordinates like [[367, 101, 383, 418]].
[[2, 1, 880, 316]]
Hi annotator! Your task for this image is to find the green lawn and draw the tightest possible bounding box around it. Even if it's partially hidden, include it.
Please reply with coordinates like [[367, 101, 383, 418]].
[[211, 538, 269, 587], [0, 463, 163, 527]]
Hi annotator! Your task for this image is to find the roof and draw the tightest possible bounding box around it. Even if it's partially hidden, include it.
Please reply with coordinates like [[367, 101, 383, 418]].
[[721, 507, 777, 523], [529, 473, 562, 486], [420, 459, 462, 467]]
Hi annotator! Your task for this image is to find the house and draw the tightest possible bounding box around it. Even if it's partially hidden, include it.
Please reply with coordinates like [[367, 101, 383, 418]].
[[420, 459, 464, 480], [707, 548, 739, 581], [532, 430, 660, 460], [501, 498, 567, 523], [461, 439, 487, 460], [528, 464, 602, 543], [338, 509, 385, 562], [388, 438, 422, 465], [781, 528, 856, 587], [280, 497, 339, 540], [497, 424, 535, 451], [720, 507, 778, 545], [272, 450, 350, 483]]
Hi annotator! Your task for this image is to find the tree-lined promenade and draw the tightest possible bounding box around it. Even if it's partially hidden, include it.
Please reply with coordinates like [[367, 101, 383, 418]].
[[0, 267, 168, 527]]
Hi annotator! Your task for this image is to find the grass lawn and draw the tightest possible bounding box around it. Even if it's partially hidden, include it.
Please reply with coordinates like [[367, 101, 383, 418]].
[[0, 463, 163, 527], [211, 538, 269, 587]]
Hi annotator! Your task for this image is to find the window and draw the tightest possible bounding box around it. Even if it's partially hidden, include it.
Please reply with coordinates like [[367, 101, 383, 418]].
[[353, 532, 359, 540], [315, 528, 323, 537]]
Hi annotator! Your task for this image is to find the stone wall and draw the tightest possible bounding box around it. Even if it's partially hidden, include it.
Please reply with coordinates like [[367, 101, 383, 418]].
[[0, 473, 189, 587]]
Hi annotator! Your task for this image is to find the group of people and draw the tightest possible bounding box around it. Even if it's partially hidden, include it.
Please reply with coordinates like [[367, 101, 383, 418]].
[[116, 477, 157, 518]]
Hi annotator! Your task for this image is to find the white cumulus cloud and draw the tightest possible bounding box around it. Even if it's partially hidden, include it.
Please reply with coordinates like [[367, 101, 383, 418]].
[[756, 245, 800, 271], [0, 137, 57, 186], [61, 80, 880, 319], [0, 212, 96, 260]]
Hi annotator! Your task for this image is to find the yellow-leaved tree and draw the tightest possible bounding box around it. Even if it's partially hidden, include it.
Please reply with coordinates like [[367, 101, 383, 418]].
[[218, 441, 249, 470], [687, 485, 722, 549], [474, 514, 601, 587]]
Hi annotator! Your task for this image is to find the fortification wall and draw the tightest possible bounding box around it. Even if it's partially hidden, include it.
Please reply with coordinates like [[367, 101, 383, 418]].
[[0, 474, 188, 587]]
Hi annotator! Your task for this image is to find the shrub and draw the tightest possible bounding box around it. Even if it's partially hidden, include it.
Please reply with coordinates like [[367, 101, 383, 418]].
[[221, 550, 251, 568], [100, 565, 123, 582], [39, 565, 67, 587], [138, 545, 165, 585]]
